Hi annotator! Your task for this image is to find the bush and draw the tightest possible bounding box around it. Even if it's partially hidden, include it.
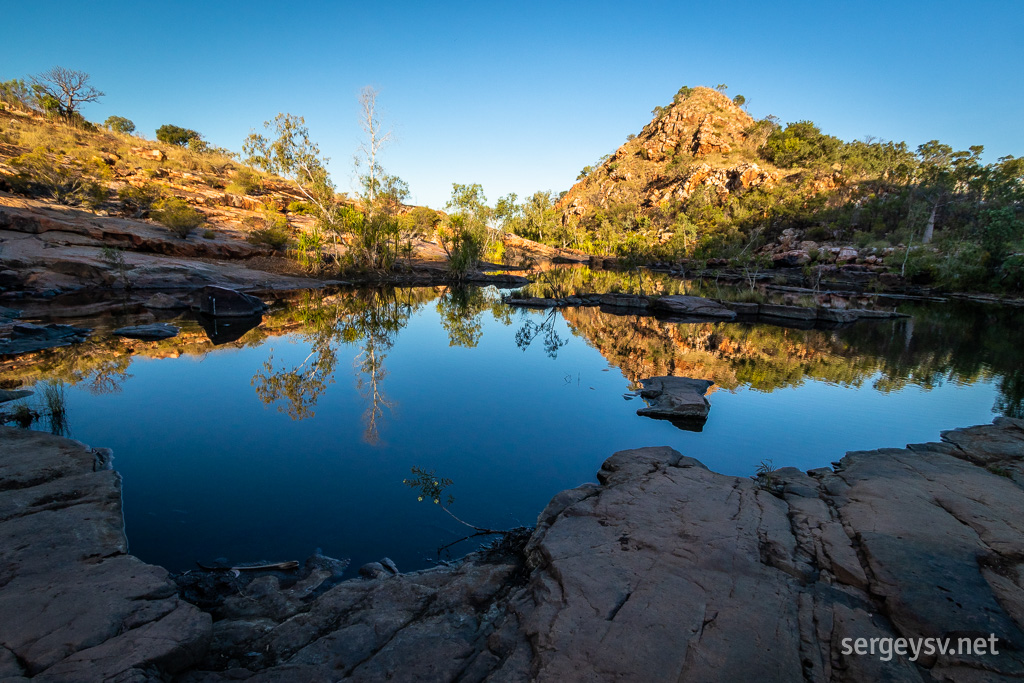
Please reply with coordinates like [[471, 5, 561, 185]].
[[248, 225, 291, 250], [9, 150, 85, 205], [104, 116, 135, 134], [156, 124, 200, 147], [118, 183, 163, 216], [225, 167, 262, 196], [152, 197, 204, 237], [286, 200, 314, 215]]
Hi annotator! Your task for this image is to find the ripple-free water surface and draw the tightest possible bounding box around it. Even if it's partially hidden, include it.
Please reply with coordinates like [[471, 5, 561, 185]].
[[6, 286, 1021, 572]]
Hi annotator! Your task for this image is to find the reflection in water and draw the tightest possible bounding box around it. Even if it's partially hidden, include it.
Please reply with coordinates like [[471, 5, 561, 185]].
[[436, 287, 512, 348], [560, 300, 1024, 417], [515, 309, 568, 359], [251, 289, 429, 442]]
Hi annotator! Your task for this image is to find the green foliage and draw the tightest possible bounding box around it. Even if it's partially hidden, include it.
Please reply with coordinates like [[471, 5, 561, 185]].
[[100, 246, 131, 289], [439, 183, 492, 278], [286, 200, 314, 215], [247, 207, 291, 250], [151, 197, 204, 237], [762, 121, 843, 168], [0, 79, 33, 110], [156, 124, 200, 147], [732, 94, 746, 107], [104, 116, 135, 134], [225, 167, 262, 196], [403, 467, 454, 506], [118, 182, 164, 216], [403, 206, 441, 238], [9, 149, 87, 205]]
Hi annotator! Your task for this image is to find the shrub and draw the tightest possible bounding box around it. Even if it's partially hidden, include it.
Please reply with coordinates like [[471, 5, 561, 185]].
[[225, 167, 262, 196], [152, 197, 204, 238], [248, 225, 291, 250], [246, 206, 291, 250], [286, 200, 314, 215], [104, 116, 135, 134], [203, 229, 217, 239], [118, 183, 163, 216], [9, 150, 85, 205], [156, 124, 200, 147]]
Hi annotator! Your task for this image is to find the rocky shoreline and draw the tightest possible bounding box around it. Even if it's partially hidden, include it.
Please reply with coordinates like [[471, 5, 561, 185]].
[[2, 419, 1024, 681]]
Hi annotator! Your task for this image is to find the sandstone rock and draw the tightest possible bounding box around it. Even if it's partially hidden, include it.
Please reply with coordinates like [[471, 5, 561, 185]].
[[837, 246, 859, 263], [0, 427, 211, 680], [504, 297, 564, 308], [114, 322, 180, 340], [144, 293, 188, 309], [650, 294, 737, 319], [599, 293, 652, 310], [758, 303, 819, 321], [130, 147, 166, 162], [636, 376, 714, 426], [196, 285, 267, 318], [772, 249, 811, 267]]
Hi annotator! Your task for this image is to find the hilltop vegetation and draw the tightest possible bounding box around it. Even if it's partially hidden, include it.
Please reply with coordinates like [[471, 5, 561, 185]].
[[2, 70, 1022, 294], [538, 86, 1023, 293]]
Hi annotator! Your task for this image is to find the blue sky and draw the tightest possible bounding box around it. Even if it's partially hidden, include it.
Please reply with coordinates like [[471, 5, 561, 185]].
[[4, 0, 1022, 208]]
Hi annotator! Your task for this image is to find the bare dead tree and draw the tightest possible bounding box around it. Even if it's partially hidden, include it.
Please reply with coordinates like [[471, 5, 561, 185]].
[[31, 66, 104, 121], [356, 86, 392, 206]]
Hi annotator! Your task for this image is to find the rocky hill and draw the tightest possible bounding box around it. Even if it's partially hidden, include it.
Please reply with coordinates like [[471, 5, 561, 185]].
[[558, 87, 779, 235]]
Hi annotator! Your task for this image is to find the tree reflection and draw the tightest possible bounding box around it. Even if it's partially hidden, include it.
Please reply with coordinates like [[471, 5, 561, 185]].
[[251, 289, 422, 443], [436, 286, 509, 348], [515, 309, 568, 359]]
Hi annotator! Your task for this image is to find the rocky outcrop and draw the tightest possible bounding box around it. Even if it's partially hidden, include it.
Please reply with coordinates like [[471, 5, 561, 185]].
[[170, 417, 1024, 681], [6, 417, 1024, 681], [196, 286, 267, 318], [635, 376, 714, 427], [650, 294, 737, 319], [113, 322, 180, 340], [505, 291, 904, 327], [556, 87, 780, 233], [0, 427, 211, 681], [0, 323, 91, 357]]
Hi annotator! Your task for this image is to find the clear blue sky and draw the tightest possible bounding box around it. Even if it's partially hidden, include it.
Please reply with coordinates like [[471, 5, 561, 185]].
[[5, 0, 1022, 208]]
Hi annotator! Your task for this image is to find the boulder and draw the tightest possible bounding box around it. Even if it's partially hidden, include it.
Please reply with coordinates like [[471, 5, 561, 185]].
[[636, 376, 714, 428], [772, 249, 811, 267], [196, 285, 267, 318], [836, 246, 859, 263], [114, 323, 180, 340], [650, 295, 736, 319], [144, 293, 188, 309]]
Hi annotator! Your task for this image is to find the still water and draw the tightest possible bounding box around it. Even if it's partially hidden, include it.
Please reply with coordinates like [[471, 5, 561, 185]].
[[3, 280, 1021, 573]]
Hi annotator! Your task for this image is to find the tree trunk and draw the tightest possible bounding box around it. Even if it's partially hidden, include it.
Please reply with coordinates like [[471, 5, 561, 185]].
[[922, 203, 937, 244]]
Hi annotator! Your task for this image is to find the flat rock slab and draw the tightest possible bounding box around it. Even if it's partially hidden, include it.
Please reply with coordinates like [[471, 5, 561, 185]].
[[181, 417, 1024, 681], [0, 427, 211, 681], [636, 376, 714, 427], [8, 417, 1024, 682], [0, 389, 32, 404], [651, 294, 737, 319], [0, 323, 92, 357], [114, 322, 180, 340]]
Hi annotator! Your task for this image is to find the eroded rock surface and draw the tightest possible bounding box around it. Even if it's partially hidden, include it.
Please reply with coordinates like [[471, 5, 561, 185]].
[[636, 375, 714, 426], [175, 418, 1024, 681], [0, 427, 211, 681], [5, 420, 1024, 681]]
